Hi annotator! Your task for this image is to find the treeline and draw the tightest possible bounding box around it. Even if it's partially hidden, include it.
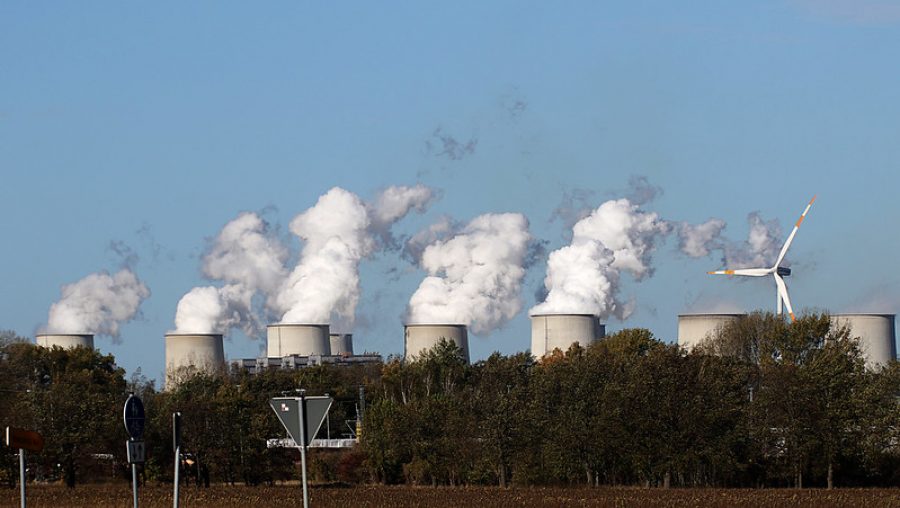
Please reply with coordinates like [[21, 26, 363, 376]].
[[2, 312, 900, 489], [366, 314, 900, 488]]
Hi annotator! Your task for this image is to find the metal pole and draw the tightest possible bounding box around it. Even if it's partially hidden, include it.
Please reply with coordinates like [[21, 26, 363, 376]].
[[131, 457, 139, 508], [298, 391, 309, 508], [19, 449, 25, 508], [173, 445, 180, 508]]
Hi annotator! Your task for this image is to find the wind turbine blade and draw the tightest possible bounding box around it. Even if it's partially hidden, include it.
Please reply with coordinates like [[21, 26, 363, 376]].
[[773, 195, 816, 269], [774, 274, 795, 322], [708, 268, 771, 277]]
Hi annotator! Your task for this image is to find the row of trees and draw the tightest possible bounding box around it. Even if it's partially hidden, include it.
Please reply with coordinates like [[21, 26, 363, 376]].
[[362, 313, 900, 488], [2, 312, 899, 488]]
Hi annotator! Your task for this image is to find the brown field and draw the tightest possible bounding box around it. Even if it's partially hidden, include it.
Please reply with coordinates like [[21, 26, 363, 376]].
[[2, 484, 900, 507]]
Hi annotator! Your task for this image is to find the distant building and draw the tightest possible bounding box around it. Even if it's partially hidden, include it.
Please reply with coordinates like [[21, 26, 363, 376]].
[[233, 353, 382, 375]]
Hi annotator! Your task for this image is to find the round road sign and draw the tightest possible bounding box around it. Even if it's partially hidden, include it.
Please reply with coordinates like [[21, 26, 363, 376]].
[[123, 394, 145, 439]]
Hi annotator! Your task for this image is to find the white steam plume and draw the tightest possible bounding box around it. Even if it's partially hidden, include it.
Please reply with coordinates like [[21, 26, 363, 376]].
[[202, 212, 288, 306], [175, 284, 256, 335], [677, 219, 726, 258], [531, 199, 669, 319], [46, 269, 150, 340], [369, 184, 435, 229], [275, 185, 436, 328], [174, 212, 287, 335], [275, 187, 374, 327], [675, 213, 783, 268], [407, 213, 532, 334]]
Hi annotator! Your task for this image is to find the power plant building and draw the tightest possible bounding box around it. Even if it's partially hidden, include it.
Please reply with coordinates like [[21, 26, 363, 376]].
[[267, 323, 331, 357], [831, 314, 897, 369], [164, 333, 225, 387], [36, 333, 94, 350], [530, 314, 604, 358], [677, 313, 745, 350], [404, 324, 470, 363]]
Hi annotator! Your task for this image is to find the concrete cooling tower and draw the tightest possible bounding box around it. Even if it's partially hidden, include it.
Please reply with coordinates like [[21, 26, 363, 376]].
[[164, 333, 225, 387], [831, 314, 897, 369], [329, 333, 353, 356], [267, 323, 331, 357], [404, 324, 469, 363], [35, 334, 95, 350], [677, 314, 745, 350], [530, 314, 604, 358]]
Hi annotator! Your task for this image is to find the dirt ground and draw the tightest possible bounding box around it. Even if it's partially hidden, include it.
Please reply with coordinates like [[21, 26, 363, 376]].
[[2, 484, 900, 507]]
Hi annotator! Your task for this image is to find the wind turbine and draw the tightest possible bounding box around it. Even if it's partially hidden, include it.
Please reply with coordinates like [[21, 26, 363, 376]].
[[708, 196, 816, 322]]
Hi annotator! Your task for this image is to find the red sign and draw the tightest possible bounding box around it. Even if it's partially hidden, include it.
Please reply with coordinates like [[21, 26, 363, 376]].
[[5, 427, 44, 452]]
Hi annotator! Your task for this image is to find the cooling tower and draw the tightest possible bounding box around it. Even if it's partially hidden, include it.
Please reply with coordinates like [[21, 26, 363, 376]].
[[677, 314, 744, 350], [329, 333, 354, 356], [530, 314, 604, 358], [164, 333, 225, 386], [267, 323, 331, 357], [35, 334, 94, 350], [404, 324, 469, 363], [831, 314, 897, 369]]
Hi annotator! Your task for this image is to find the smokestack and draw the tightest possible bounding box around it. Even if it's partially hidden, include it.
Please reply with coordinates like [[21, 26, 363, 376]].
[[404, 324, 469, 363], [530, 314, 604, 358], [164, 333, 225, 388], [267, 323, 331, 357], [677, 313, 745, 351], [329, 333, 354, 356], [35, 334, 95, 350]]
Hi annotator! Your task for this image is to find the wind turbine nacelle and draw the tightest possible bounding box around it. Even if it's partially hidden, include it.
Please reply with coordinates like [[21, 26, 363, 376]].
[[777, 266, 792, 277]]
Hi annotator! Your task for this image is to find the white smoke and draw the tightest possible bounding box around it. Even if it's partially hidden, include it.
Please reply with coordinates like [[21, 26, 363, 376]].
[[202, 212, 288, 305], [369, 184, 435, 229], [46, 269, 150, 340], [676, 213, 783, 268], [174, 212, 287, 335], [403, 215, 459, 262], [407, 213, 532, 334], [174, 284, 256, 335], [531, 199, 669, 319], [174, 185, 435, 335], [677, 219, 726, 258]]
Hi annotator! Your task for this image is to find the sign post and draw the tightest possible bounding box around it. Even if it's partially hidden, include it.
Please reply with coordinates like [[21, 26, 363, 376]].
[[269, 392, 333, 508], [5, 427, 43, 508], [123, 393, 145, 508], [172, 412, 181, 508]]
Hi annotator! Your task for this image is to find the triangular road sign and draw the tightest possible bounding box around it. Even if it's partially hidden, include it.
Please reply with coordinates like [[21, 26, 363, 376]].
[[269, 396, 333, 447]]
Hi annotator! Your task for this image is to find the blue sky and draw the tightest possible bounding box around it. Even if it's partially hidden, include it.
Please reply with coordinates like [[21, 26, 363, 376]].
[[3, 2, 899, 384]]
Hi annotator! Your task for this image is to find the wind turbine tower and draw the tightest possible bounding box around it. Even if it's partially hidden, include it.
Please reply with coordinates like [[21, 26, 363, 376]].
[[708, 196, 816, 322]]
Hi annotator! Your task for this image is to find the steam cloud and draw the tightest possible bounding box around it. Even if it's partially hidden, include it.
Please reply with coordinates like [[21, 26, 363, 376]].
[[406, 213, 533, 334], [46, 269, 150, 340], [676, 212, 784, 268], [175, 185, 434, 335], [174, 212, 286, 335], [531, 199, 669, 319]]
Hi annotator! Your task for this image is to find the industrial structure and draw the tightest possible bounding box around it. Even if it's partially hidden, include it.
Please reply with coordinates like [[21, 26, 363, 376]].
[[404, 324, 470, 363], [708, 196, 816, 322], [530, 313, 604, 358], [164, 333, 225, 387], [234, 353, 382, 375], [35, 333, 94, 350], [267, 323, 330, 357], [677, 313, 745, 350], [329, 333, 354, 356], [831, 313, 897, 369]]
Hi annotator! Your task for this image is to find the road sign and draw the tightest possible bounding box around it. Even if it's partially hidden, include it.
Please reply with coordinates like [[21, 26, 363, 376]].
[[5, 427, 44, 453], [123, 394, 145, 439], [127, 440, 146, 464], [269, 396, 333, 447]]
